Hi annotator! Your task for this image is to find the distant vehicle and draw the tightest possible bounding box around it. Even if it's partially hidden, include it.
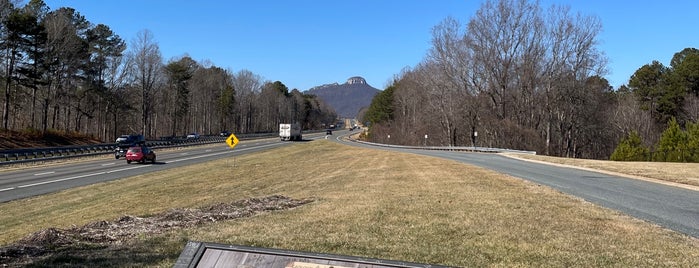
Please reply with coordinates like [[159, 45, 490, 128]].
[[125, 145, 156, 164], [115, 134, 144, 144], [219, 131, 231, 137], [186, 132, 200, 139], [326, 129, 333, 135], [115, 135, 130, 143], [279, 123, 302, 141], [114, 134, 145, 159]]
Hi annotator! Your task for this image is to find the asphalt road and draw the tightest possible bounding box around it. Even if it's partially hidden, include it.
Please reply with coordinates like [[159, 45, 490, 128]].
[[335, 133, 699, 239], [3, 131, 698, 239], [0, 134, 327, 203]]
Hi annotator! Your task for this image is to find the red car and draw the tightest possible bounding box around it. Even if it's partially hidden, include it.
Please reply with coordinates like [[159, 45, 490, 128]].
[[125, 145, 156, 164]]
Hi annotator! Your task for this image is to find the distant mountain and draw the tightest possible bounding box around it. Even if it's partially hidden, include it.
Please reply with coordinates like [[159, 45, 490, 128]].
[[306, 76, 380, 118]]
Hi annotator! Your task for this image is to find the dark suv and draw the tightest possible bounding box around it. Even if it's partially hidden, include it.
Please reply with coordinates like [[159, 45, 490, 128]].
[[114, 134, 145, 159]]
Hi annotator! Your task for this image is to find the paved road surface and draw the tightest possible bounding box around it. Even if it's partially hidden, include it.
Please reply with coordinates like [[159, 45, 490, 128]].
[[0, 135, 326, 203], [337, 134, 699, 239], [3, 131, 697, 239]]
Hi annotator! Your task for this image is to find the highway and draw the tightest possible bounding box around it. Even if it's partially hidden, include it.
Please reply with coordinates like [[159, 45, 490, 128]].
[[0, 134, 327, 203], [335, 133, 699, 239], [2, 130, 698, 239]]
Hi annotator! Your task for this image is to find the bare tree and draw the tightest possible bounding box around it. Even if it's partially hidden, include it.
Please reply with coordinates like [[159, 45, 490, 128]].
[[128, 29, 162, 138], [424, 17, 471, 146], [0, 2, 340, 144], [686, 94, 699, 123], [231, 69, 262, 133], [368, 0, 608, 157], [543, 6, 605, 156], [189, 66, 230, 135], [612, 89, 661, 148], [467, 0, 541, 120], [390, 68, 429, 145]]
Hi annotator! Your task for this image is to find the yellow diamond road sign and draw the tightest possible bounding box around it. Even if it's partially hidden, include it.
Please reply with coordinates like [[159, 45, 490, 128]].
[[226, 133, 239, 149]]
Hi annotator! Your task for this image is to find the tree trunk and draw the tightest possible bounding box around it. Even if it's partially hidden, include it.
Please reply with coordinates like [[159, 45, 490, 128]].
[[3, 47, 16, 130]]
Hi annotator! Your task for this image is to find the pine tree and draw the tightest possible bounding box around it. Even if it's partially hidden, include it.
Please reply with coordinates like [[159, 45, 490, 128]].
[[610, 131, 649, 161], [654, 117, 688, 162], [686, 121, 699, 162]]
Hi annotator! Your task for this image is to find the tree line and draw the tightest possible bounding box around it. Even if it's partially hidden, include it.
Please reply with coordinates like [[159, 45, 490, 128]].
[[0, 0, 336, 142], [361, 0, 699, 161]]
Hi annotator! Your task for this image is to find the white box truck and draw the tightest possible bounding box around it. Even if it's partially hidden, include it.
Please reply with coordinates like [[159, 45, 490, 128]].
[[279, 123, 302, 141]]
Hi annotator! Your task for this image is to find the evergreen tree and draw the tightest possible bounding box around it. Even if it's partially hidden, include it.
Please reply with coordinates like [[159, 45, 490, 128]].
[[164, 56, 197, 135], [686, 122, 699, 162], [610, 131, 649, 161], [654, 117, 688, 162], [363, 85, 395, 126]]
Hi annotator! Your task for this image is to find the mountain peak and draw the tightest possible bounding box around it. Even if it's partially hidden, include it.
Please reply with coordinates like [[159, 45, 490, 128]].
[[346, 76, 367, 85], [307, 76, 380, 118]]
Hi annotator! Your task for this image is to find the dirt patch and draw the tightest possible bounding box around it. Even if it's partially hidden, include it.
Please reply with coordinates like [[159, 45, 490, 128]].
[[0, 195, 313, 266]]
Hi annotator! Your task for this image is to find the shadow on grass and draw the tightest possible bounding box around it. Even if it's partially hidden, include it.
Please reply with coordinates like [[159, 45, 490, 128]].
[[21, 236, 185, 267]]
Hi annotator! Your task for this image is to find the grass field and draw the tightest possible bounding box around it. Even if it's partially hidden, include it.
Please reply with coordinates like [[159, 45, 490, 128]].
[[505, 153, 699, 188], [1, 140, 698, 267]]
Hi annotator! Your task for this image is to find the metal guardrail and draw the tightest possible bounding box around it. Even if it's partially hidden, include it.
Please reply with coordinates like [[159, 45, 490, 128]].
[[0, 130, 528, 166], [347, 135, 537, 155], [0, 133, 278, 165]]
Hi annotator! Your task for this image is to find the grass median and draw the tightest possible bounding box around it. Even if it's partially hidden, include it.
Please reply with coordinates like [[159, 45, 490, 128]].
[[1, 140, 698, 267]]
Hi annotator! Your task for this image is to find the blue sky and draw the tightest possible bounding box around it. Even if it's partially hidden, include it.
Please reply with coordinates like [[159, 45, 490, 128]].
[[39, 0, 699, 91]]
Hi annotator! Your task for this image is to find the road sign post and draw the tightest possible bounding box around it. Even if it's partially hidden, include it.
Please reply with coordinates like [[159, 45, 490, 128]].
[[225, 133, 239, 167], [226, 133, 239, 149]]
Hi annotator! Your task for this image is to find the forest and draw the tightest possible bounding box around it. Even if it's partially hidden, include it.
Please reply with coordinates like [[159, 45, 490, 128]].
[[0, 0, 337, 143], [3, 0, 699, 161], [361, 0, 699, 161]]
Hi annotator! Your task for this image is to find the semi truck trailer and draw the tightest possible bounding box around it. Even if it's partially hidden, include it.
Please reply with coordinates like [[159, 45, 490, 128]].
[[279, 123, 302, 141]]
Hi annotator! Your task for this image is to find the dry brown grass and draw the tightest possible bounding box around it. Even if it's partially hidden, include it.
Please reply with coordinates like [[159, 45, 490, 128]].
[[0, 129, 103, 149], [1, 141, 698, 267], [504, 153, 699, 188]]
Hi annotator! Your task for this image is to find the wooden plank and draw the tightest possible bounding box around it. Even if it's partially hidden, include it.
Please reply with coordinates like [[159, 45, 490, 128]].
[[241, 253, 280, 267], [284, 261, 355, 268], [196, 248, 223, 267], [211, 250, 249, 267]]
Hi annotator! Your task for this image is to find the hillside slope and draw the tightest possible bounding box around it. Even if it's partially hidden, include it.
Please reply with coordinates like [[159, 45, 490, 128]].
[[0, 130, 103, 149], [306, 76, 380, 118]]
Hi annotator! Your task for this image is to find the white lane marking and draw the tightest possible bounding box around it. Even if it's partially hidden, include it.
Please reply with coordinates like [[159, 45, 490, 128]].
[[106, 165, 146, 173], [8, 142, 284, 191], [206, 149, 212, 152], [34, 171, 55, 176], [166, 142, 282, 163], [102, 163, 115, 166], [19, 165, 146, 188]]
